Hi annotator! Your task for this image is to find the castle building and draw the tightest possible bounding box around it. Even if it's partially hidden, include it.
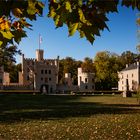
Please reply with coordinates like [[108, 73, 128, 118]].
[[0, 66, 10, 88], [118, 62, 140, 91], [78, 68, 95, 91], [19, 49, 59, 93]]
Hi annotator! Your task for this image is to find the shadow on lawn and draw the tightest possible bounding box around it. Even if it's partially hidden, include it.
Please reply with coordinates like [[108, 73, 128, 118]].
[[0, 94, 140, 123]]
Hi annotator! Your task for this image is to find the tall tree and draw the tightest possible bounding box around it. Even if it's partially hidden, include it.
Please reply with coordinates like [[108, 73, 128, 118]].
[[81, 57, 95, 73], [94, 51, 120, 90], [58, 57, 82, 85], [9, 63, 21, 83], [0, 45, 21, 68], [119, 51, 137, 69]]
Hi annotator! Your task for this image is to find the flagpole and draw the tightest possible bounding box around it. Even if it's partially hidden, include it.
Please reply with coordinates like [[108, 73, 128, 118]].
[[39, 34, 40, 50]]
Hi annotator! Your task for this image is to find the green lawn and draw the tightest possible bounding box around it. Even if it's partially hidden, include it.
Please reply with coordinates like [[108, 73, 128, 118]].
[[0, 94, 140, 140]]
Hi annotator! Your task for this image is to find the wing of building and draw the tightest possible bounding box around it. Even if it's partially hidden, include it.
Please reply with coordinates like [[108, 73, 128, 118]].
[[118, 62, 140, 91]]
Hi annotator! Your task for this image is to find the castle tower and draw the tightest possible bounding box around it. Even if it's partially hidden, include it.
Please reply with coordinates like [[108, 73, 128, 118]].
[[36, 49, 44, 61], [78, 67, 95, 91]]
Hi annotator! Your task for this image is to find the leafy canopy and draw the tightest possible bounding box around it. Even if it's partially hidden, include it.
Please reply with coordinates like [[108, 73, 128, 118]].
[[49, 0, 140, 44], [0, 0, 140, 47], [0, 0, 44, 66], [0, 0, 44, 47]]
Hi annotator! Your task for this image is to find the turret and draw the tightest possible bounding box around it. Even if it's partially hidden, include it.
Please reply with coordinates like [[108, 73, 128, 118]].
[[36, 49, 44, 61]]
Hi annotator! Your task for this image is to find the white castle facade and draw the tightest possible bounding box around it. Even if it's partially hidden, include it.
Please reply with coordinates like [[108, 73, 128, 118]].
[[118, 62, 140, 91]]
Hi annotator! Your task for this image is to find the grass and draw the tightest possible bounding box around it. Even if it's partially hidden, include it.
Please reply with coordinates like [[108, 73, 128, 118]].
[[0, 94, 140, 140]]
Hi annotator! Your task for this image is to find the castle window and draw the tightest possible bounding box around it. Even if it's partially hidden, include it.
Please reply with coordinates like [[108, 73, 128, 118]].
[[127, 74, 128, 78], [85, 78, 88, 83], [45, 70, 47, 74], [49, 70, 51, 74], [92, 78, 94, 83], [132, 74, 133, 77], [92, 85, 94, 89], [45, 78, 48, 83], [49, 78, 51, 81], [122, 81, 123, 85], [85, 85, 88, 89], [132, 80, 135, 85], [27, 76, 29, 80], [41, 77, 43, 81], [41, 70, 44, 74]]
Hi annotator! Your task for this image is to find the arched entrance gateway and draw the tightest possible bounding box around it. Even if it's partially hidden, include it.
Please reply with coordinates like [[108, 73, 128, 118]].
[[40, 84, 49, 94]]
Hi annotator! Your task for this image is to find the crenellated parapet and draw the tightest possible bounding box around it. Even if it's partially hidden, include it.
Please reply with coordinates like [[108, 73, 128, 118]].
[[23, 58, 58, 66], [24, 58, 35, 62], [31, 59, 58, 67]]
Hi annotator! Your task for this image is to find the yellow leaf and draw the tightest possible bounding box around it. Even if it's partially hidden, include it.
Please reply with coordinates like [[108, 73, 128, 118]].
[[69, 23, 78, 36], [0, 41, 3, 46], [65, 1, 71, 12], [0, 31, 14, 40], [78, 8, 87, 23]]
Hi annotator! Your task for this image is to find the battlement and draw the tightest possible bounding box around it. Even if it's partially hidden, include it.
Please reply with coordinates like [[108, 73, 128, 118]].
[[23, 58, 58, 67], [24, 58, 35, 61], [37, 59, 57, 66]]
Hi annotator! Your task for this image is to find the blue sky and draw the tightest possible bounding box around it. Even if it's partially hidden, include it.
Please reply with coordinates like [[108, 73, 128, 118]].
[[16, 4, 138, 63]]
